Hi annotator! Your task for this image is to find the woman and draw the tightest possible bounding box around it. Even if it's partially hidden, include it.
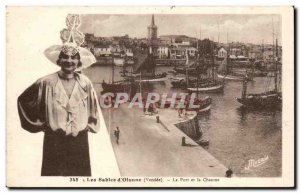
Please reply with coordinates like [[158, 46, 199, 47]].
[[17, 44, 100, 176]]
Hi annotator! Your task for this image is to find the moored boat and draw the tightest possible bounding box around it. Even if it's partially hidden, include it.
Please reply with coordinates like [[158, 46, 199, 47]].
[[237, 90, 281, 109], [102, 79, 136, 93], [156, 95, 212, 113], [217, 73, 252, 81], [131, 72, 167, 82], [187, 82, 224, 93], [174, 66, 197, 75], [237, 37, 282, 110], [195, 96, 212, 113]]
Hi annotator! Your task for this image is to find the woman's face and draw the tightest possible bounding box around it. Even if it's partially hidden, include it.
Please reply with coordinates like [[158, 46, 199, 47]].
[[60, 54, 79, 74]]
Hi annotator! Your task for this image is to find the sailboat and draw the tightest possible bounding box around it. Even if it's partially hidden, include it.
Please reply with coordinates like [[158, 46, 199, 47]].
[[102, 79, 135, 92], [187, 40, 224, 93], [170, 53, 198, 88], [131, 47, 167, 83], [173, 59, 198, 75], [216, 32, 253, 81], [216, 55, 253, 81], [132, 72, 167, 82], [237, 38, 282, 109], [169, 52, 213, 111], [217, 73, 246, 81], [102, 59, 138, 95], [115, 46, 167, 82]]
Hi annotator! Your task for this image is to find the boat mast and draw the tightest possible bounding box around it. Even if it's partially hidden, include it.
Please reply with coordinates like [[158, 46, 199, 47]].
[[242, 75, 248, 99], [261, 39, 264, 59], [211, 39, 215, 83], [240, 35, 248, 99], [139, 71, 142, 94], [275, 38, 278, 92], [226, 31, 229, 75], [112, 50, 115, 84], [227, 31, 228, 45], [197, 34, 199, 51], [272, 17, 278, 92], [196, 30, 199, 98], [200, 25, 203, 74], [218, 20, 220, 46], [200, 25, 202, 42], [122, 51, 126, 77], [185, 49, 189, 87]]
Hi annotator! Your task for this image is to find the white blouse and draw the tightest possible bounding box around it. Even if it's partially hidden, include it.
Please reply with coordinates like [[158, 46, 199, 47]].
[[18, 72, 100, 137]]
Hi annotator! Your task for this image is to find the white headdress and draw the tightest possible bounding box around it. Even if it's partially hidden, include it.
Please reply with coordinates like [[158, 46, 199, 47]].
[[44, 14, 96, 69]]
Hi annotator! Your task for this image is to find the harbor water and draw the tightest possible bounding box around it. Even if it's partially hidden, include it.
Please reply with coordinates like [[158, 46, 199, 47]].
[[83, 64, 282, 177]]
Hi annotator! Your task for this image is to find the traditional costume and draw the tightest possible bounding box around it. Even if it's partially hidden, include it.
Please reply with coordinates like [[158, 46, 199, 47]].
[[17, 14, 99, 176]]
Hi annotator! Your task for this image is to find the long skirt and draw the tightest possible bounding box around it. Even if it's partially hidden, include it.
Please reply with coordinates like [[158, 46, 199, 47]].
[[41, 128, 91, 176]]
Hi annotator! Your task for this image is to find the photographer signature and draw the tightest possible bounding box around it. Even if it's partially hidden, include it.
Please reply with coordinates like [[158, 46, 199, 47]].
[[245, 155, 269, 170]]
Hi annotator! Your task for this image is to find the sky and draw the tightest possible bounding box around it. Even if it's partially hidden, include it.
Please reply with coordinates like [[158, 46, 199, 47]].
[[79, 14, 281, 45]]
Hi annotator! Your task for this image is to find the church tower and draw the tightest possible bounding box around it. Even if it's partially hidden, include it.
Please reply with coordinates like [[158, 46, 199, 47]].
[[147, 14, 158, 55], [148, 14, 158, 41]]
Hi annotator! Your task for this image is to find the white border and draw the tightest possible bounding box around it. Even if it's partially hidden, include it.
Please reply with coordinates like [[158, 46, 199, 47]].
[[2, 1, 298, 192]]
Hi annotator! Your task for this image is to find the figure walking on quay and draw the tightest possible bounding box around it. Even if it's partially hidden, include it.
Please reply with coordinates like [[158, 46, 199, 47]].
[[114, 126, 120, 145]]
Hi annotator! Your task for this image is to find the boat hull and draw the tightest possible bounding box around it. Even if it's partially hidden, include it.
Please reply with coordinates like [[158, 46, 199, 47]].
[[102, 81, 136, 93], [174, 67, 198, 75], [187, 96, 212, 112], [217, 73, 244, 81], [217, 73, 253, 81], [237, 92, 282, 109], [133, 73, 168, 83], [140, 77, 167, 82], [171, 80, 186, 88], [187, 83, 224, 93], [198, 104, 211, 113]]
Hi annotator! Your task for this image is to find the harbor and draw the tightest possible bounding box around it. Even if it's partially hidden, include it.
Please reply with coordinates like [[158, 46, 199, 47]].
[[83, 65, 282, 177], [82, 13, 282, 178]]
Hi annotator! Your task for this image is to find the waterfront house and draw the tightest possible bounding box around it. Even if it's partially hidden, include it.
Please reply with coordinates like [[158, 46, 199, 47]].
[[263, 47, 274, 61], [157, 45, 169, 59], [248, 49, 262, 61], [169, 47, 185, 59], [124, 48, 134, 58], [168, 46, 197, 59], [185, 47, 197, 58], [217, 47, 227, 59], [94, 46, 112, 58]]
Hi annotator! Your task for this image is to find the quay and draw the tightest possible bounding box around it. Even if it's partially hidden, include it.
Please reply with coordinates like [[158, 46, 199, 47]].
[[102, 104, 228, 177]]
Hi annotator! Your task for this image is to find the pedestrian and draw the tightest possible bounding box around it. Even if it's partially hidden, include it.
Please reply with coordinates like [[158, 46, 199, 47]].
[[184, 99, 188, 116], [114, 126, 120, 145], [148, 103, 154, 115], [143, 104, 146, 115], [226, 169, 233, 177], [180, 107, 183, 116], [178, 108, 181, 117]]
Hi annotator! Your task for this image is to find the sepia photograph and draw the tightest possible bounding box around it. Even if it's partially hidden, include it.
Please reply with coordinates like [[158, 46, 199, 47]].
[[6, 6, 294, 188]]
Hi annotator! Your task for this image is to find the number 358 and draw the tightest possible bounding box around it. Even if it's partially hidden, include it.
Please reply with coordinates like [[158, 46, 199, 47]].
[[70, 177, 78, 182]]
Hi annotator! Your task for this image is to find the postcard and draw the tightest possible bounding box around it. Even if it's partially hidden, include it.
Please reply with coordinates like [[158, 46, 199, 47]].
[[6, 6, 294, 188]]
